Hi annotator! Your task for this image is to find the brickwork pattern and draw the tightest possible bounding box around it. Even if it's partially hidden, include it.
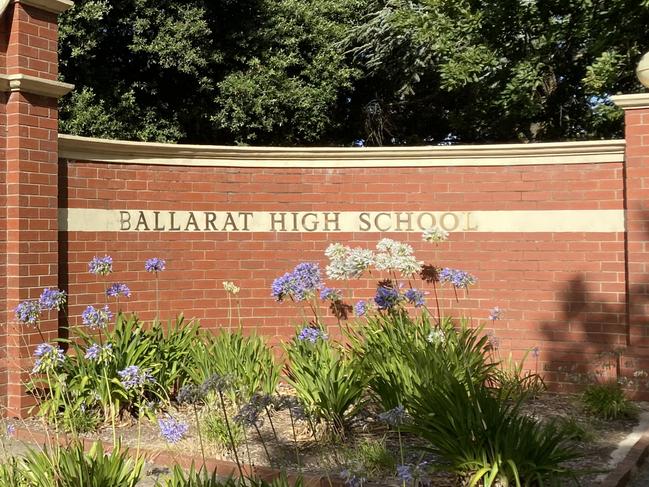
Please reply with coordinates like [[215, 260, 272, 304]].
[[1, 1, 61, 416], [60, 160, 628, 393]]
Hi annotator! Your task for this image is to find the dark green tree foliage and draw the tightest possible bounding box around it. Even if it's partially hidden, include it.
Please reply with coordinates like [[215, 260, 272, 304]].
[[58, 0, 649, 145], [349, 0, 649, 144], [59, 0, 365, 145]]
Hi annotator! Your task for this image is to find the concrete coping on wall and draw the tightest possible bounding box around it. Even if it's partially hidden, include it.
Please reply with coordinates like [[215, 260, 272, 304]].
[[59, 135, 626, 168], [0, 0, 73, 17], [15, 0, 74, 14], [612, 93, 649, 110], [0, 73, 74, 98]]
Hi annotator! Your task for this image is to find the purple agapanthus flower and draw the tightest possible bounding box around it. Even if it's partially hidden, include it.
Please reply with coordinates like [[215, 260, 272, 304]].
[[14, 300, 41, 326], [106, 283, 131, 298], [271, 262, 322, 302], [291, 262, 322, 298], [320, 287, 341, 301], [81, 305, 112, 329], [158, 416, 189, 443], [404, 288, 425, 307], [145, 257, 166, 273], [340, 469, 366, 487], [88, 255, 113, 276], [438, 268, 477, 289], [378, 404, 407, 426], [531, 346, 541, 358], [488, 306, 503, 321], [85, 343, 101, 361], [271, 272, 292, 302], [396, 464, 413, 483], [487, 331, 500, 351], [374, 285, 402, 311], [298, 327, 328, 343], [32, 343, 65, 374], [354, 300, 367, 317], [6, 424, 15, 437], [84, 343, 112, 362], [118, 365, 153, 390], [39, 288, 67, 311]]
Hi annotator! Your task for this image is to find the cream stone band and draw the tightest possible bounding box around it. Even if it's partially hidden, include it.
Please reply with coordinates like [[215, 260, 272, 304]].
[[60, 209, 625, 233]]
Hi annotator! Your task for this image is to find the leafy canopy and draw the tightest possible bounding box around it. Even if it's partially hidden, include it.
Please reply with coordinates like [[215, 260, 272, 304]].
[[58, 0, 649, 145]]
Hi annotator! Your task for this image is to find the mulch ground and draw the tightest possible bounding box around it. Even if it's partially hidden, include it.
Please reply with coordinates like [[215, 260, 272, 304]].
[[8, 391, 648, 486]]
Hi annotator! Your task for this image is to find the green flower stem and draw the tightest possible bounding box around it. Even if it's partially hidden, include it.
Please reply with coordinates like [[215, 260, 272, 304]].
[[397, 427, 405, 487], [192, 403, 206, 466], [431, 280, 441, 325], [218, 390, 245, 479], [227, 294, 233, 330], [253, 422, 273, 467], [103, 368, 117, 446], [45, 370, 59, 434], [239, 414, 254, 468], [287, 407, 301, 470], [155, 273, 160, 318], [236, 298, 243, 328], [264, 404, 279, 442]]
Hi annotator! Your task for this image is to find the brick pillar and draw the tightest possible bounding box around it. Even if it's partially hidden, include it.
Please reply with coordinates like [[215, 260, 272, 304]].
[[0, 0, 72, 417], [613, 93, 649, 348]]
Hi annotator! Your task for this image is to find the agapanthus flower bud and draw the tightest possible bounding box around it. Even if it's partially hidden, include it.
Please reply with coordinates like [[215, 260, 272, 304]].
[[145, 257, 166, 273], [88, 255, 113, 276], [39, 288, 67, 311]]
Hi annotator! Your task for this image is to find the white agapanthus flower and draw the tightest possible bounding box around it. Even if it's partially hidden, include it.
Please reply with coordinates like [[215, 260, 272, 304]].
[[394, 255, 423, 276], [324, 243, 347, 259], [374, 239, 421, 276], [422, 227, 449, 243], [376, 238, 398, 253], [427, 329, 446, 345], [222, 281, 240, 295], [326, 259, 349, 280], [325, 244, 376, 280], [345, 247, 375, 278]]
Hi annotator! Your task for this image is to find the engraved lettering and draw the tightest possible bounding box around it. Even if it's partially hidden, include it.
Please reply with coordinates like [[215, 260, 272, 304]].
[[463, 211, 478, 231], [359, 212, 371, 231], [135, 211, 150, 231], [440, 212, 459, 232], [417, 212, 436, 230], [185, 212, 200, 231], [222, 212, 238, 231], [169, 211, 181, 231], [375, 212, 391, 232], [323, 212, 340, 232], [302, 213, 318, 232], [110, 210, 479, 233], [396, 212, 414, 231], [120, 211, 131, 231], [239, 212, 253, 231], [153, 211, 165, 231], [205, 212, 218, 231], [270, 212, 286, 231]]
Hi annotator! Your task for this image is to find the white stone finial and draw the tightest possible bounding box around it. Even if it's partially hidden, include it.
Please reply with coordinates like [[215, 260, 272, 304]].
[[638, 52, 649, 88]]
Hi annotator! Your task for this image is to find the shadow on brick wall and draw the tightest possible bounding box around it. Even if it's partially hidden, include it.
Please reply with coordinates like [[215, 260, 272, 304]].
[[537, 222, 649, 396]]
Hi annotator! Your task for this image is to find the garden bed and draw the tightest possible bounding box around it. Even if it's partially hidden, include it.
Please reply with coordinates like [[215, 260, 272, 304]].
[[11, 390, 648, 486], [12, 242, 649, 486]]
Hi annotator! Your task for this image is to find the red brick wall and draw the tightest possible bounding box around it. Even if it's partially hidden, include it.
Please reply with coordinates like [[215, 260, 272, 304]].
[[1, 1, 62, 416], [617, 106, 649, 387], [59, 160, 629, 392], [5, 3, 58, 81], [1, 0, 647, 410]]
